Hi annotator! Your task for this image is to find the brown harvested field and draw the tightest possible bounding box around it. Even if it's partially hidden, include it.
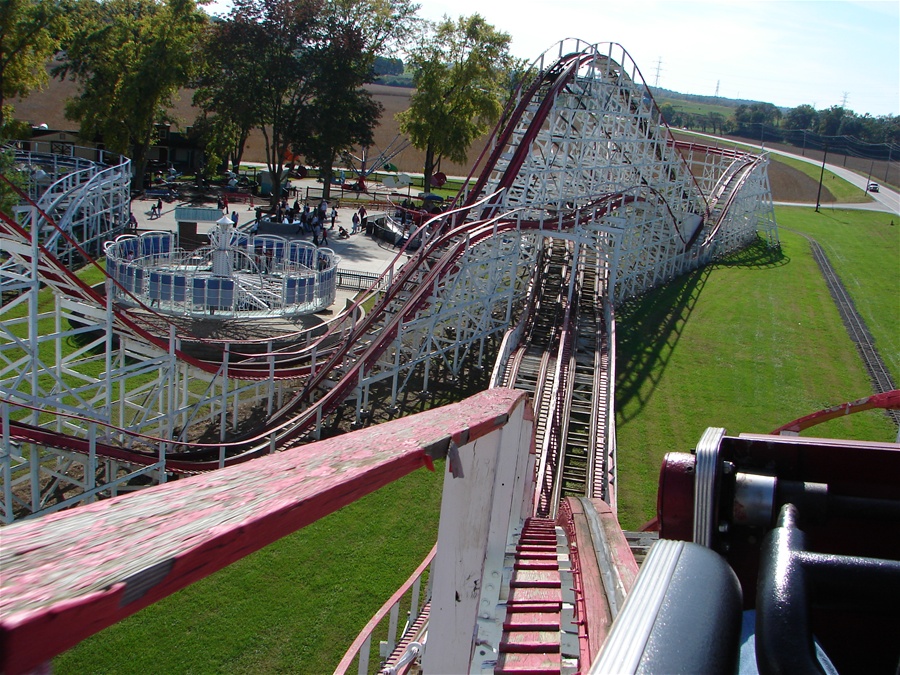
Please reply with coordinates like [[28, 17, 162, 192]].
[[766, 156, 830, 203], [14, 80, 838, 201], [13, 79, 486, 178]]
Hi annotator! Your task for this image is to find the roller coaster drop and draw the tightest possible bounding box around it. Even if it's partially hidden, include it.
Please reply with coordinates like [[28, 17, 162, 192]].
[[7, 41, 893, 674]]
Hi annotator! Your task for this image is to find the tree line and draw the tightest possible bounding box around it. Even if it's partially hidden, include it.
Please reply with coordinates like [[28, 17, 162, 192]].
[[6, 0, 895, 205], [2, 0, 518, 201], [659, 99, 899, 160]]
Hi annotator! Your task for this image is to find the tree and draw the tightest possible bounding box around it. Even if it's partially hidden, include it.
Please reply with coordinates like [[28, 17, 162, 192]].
[[784, 104, 818, 131], [732, 102, 781, 139], [290, 0, 417, 198], [192, 15, 264, 174], [0, 145, 28, 215], [54, 0, 204, 183], [292, 19, 383, 199], [327, 0, 419, 56], [374, 56, 404, 77], [220, 0, 321, 202], [838, 112, 865, 138], [658, 102, 676, 126], [817, 105, 845, 136], [0, 0, 69, 131], [397, 14, 513, 191]]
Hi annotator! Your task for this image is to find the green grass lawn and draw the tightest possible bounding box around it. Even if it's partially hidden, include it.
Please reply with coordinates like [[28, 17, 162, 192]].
[[2, 260, 111, 419], [776, 207, 899, 384], [614, 206, 899, 530], [52, 206, 897, 671]]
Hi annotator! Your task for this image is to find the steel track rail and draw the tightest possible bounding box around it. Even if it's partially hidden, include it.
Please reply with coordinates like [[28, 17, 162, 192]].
[[806, 237, 899, 425]]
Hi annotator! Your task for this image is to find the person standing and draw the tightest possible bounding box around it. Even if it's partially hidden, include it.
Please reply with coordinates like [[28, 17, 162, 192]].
[[358, 205, 368, 233], [351, 212, 360, 234], [231, 210, 239, 228], [330, 206, 337, 229], [156, 198, 163, 218], [302, 203, 311, 233]]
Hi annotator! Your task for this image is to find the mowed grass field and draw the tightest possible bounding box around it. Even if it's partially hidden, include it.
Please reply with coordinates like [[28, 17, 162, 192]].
[[614, 206, 899, 529], [54, 207, 898, 672]]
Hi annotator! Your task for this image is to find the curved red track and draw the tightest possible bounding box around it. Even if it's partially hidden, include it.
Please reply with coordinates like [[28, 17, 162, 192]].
[[1, 45, 765, 475]]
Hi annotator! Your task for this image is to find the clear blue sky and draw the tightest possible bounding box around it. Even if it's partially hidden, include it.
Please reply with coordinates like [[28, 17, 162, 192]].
[[414, 0, 899, 117], [203, 0, 899, 117]]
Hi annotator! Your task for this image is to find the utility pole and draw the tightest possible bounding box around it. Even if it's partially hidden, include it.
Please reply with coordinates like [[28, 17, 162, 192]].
[[714, 80, 720, 98], [654, 57, 662, 88], [815, 145, 829, 213], [886, 144, 893, 183]]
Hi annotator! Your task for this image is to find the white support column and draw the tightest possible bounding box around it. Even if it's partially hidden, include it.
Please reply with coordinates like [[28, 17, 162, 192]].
[[423, 396, 534, 674]]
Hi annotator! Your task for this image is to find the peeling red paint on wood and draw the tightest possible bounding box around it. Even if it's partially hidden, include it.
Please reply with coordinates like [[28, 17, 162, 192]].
[[557, 498, 638, 667], [0, 388, 530, 675]]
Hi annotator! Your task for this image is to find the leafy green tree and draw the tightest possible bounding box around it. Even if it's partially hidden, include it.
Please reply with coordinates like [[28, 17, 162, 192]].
[[658, 102, 675, 126], [327, 0, 419, 56], [838, 112, 865, 138], [784, 104, 818, 131], [53, 0, 204, 182], [397, 14, 513, 191], [290, 0, 417, 198], [374, 56, 404, 77], [0, 0, 69, 131], [189, 112, 243, 178], [220, 0, 320, 201], [732, 102, 781, 141], [0, 145, 28, 215], [816, 105, 845, 136], [192, 11, 265, 175], [292, 19, 383, 198], [193, 0, 417, 199]]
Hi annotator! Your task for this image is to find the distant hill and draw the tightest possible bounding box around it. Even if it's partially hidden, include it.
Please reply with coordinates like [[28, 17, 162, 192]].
[[649, 86, 773, 111]]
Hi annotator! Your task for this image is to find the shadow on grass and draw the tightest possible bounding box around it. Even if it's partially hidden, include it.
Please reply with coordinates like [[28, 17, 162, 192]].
[[710, 237, 789, 270], [614, 237, 787, 424]]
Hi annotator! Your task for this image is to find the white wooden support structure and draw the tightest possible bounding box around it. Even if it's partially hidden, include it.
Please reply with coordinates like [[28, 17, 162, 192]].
[[424, 392, 536, 674]]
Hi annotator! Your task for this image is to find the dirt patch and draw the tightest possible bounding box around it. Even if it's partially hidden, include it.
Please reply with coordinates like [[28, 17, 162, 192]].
[[766, 159, 833, 203]]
